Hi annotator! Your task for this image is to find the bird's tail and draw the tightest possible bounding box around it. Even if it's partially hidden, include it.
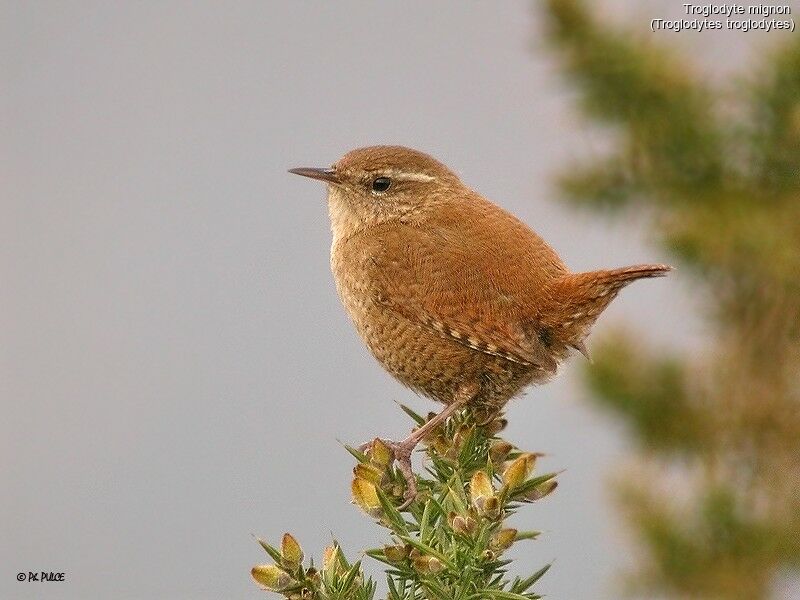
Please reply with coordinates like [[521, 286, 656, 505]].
[[542, 264, 672, 357]]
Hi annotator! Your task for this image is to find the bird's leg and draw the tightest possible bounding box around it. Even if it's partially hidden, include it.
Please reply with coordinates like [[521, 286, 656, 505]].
[[379, 383, 478, 509]]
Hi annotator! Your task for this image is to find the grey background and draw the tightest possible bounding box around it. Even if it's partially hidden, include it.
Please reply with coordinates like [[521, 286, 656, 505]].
[[2, 2, 789, 598]]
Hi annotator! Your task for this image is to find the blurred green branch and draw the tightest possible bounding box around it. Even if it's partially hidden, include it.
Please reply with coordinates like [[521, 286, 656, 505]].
[[543, 1, 800, 598]]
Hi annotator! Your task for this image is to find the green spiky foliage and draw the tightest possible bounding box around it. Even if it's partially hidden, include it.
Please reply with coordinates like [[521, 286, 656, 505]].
[[252, 407, 557, 600], [542, 1, 800, 598]]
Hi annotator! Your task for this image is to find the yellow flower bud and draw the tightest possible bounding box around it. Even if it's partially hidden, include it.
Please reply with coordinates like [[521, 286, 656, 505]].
[[383, 544, 409, 563], [485, 417, 508, 436], [522, 480, 558, 502], [470, 470, 495, 511], [482, 496, 501, 519], [490, 528, 518, 551], [353, 462, 383, 485], [367, 438, 392, 468], [428, 557, 444, 573], [413, 555, 443, 574], [322, 545, 342, 574], [352, 477, 383, 518], [502, 453, 536, 490], [280, 533, 303, 569], [489, 441, 513, 464], [465, 515, 477, 532], [450, 513, 469, 534], [251, 564, 293, 591]]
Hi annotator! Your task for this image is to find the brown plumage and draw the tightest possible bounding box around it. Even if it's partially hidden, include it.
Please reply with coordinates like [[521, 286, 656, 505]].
[[289, 145, 670, 503], [291, 145, 670, 408]]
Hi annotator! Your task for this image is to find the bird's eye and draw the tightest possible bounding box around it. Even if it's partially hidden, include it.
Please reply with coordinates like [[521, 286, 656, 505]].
[[371, 177, 392, 193]]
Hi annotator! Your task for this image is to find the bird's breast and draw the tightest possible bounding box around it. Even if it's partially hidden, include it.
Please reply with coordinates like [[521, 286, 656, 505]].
[[329, 238, 385, 343], [328, 235, 542, 406]]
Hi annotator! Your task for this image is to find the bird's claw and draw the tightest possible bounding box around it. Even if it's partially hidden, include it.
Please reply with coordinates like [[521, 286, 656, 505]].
[[360, 438, 418, 510]]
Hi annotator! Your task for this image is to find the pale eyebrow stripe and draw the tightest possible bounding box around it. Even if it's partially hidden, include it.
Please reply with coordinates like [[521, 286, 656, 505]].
[[388, 170, 435, 182]]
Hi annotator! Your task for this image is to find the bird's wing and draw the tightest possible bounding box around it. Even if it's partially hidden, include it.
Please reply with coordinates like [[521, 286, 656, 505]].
[[365, 220, 559, 373]]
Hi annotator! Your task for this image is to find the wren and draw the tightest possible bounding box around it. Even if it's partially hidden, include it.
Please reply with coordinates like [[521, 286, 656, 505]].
[[289, 145, 670, 504]]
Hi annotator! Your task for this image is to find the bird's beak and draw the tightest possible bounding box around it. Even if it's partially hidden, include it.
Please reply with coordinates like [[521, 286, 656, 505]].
[[288, 167, 340, 184]]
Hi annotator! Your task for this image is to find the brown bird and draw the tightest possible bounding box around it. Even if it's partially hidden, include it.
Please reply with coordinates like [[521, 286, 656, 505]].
[[290, 145, 670, 504]]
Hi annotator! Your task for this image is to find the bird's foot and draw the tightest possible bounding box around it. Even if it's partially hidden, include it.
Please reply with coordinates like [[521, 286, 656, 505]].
[[384, 439, 418, 510], [360, 437, 419, 510], [357, 384, 479, 511]]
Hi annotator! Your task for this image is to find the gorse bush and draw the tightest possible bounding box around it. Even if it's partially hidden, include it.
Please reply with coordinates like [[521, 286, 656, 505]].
[[252, 406, 557, 600]]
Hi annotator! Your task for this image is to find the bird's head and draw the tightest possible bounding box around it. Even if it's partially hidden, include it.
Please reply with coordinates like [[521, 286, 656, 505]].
[[289, 145, 462, 239]]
